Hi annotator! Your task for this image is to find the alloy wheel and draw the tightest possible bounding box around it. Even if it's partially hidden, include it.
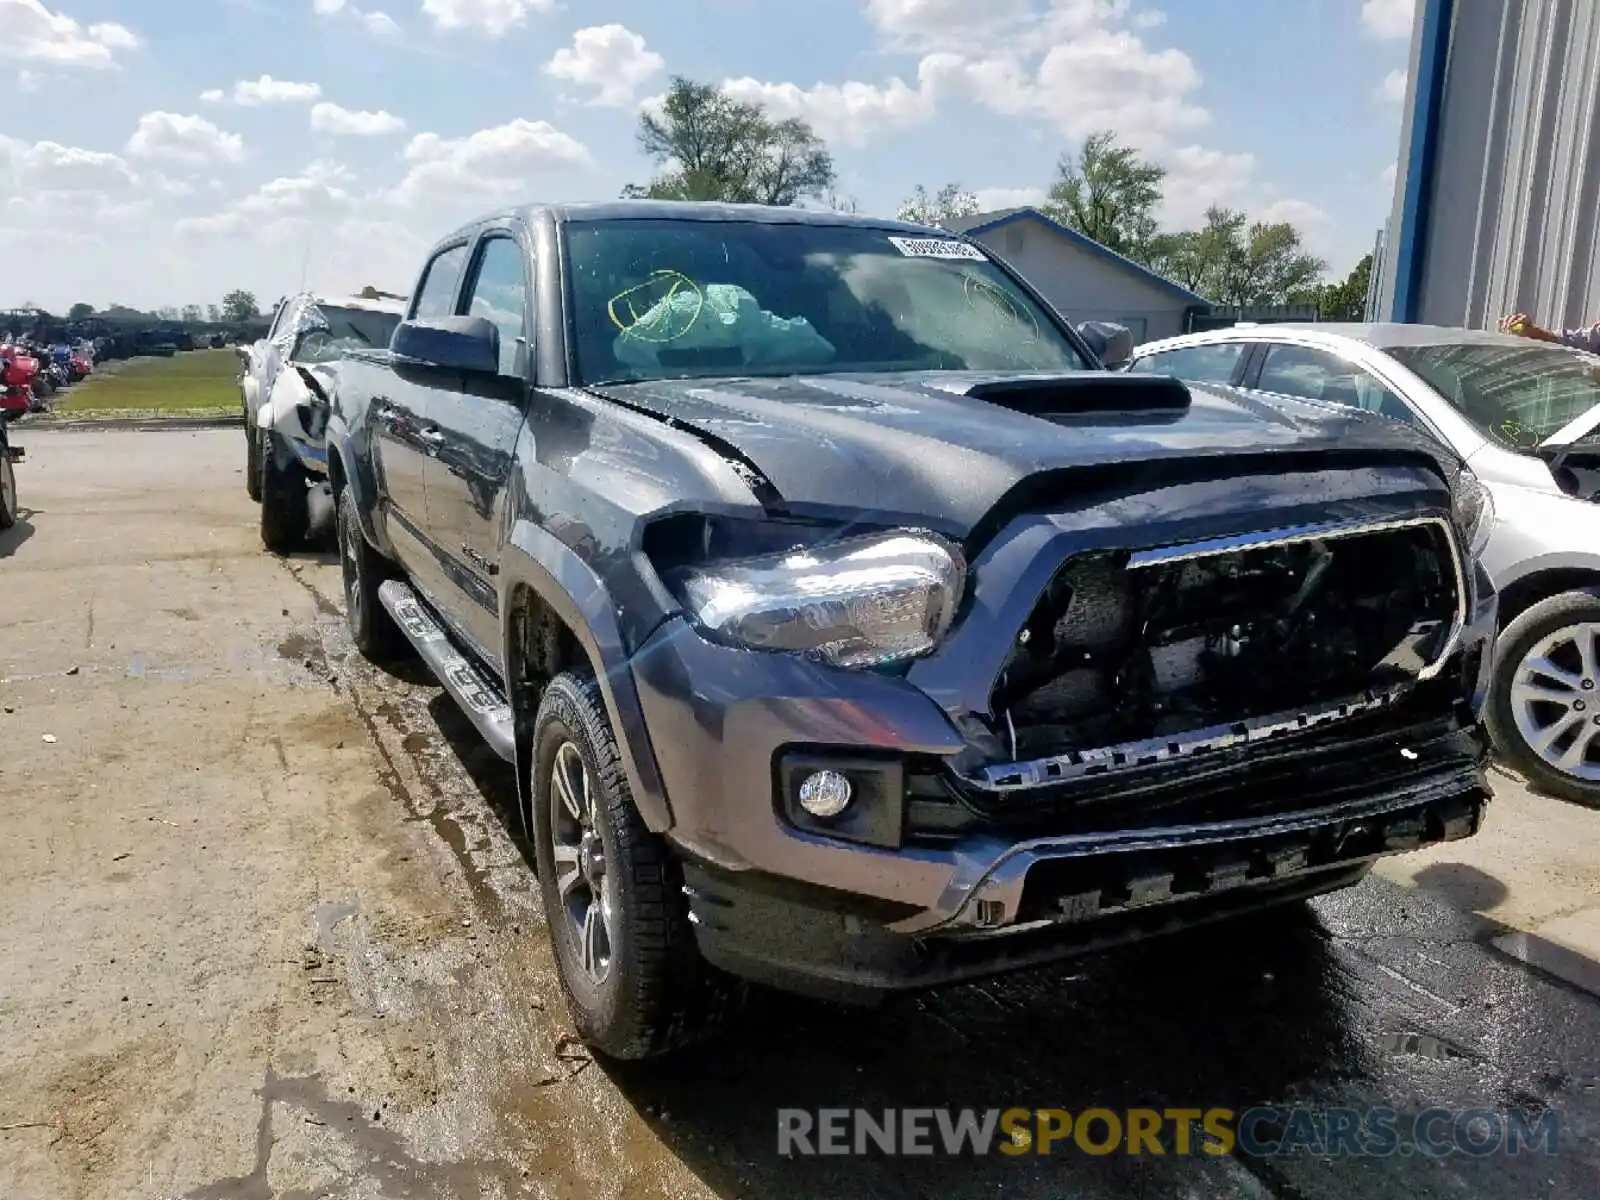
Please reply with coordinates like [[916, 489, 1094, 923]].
[[1510, 620, 1600, 781], [549, 741, 613, 986], [339, 508, 363, 633]]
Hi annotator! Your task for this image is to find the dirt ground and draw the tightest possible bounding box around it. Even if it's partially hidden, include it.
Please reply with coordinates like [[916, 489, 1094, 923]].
[[1, 427, 1598, 1200]]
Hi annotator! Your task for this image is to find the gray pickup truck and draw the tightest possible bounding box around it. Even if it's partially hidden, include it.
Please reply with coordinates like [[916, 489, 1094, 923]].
[[325, 201, 1500, 1060]]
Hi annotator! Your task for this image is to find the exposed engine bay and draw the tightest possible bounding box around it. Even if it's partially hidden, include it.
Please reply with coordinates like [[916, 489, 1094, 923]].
[[987, 523, 1461, 767]]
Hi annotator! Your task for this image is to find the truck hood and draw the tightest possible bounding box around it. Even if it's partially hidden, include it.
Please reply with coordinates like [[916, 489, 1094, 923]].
[[589, 371, 1458, 534]]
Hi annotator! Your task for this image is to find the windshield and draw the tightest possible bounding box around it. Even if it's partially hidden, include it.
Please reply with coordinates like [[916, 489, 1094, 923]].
[[291, 305, 401, 363], [1386, 341, 1600, 451], [564, 219, 1090, 386]]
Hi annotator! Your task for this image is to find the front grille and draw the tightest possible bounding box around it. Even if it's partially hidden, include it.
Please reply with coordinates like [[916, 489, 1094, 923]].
[[977, 517, 1464, 788]]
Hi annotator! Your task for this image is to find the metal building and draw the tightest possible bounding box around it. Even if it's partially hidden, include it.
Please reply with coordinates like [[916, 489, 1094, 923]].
[[1374, 0, 1600, 330]]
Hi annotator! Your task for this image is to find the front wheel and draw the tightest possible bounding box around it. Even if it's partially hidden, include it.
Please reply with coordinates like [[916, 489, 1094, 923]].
[[258, 431, 308, 554], [336, 489, 403, 659], [0, 452, 16, 530], [245, 422, 263, 502], [531, 672, 721, 1060], [1487, 590, 1600, 807]]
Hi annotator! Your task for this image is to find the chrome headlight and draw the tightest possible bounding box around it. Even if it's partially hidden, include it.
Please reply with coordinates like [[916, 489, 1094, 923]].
[[673, 530, 966, 668], [1453, 468, 1495, 558]]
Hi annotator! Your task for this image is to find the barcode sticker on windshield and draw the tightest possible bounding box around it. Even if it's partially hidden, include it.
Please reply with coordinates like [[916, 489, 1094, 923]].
[[888, 236, 988, 261]]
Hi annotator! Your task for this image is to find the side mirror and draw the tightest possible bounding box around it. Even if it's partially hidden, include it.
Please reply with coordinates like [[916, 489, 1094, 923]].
[[392, 315, 499, 376], [1076, 320, 1135, 370]]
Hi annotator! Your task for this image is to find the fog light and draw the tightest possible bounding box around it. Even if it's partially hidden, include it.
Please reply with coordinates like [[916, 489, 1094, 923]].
[[798, 770, 853, 819]]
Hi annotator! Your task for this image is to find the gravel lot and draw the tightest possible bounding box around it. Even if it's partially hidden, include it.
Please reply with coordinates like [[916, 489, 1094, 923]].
[[1, 427, 1597, 1200]]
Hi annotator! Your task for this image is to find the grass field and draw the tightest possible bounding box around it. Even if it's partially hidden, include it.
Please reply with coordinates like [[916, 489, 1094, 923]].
[[54, 349, 240, 415]]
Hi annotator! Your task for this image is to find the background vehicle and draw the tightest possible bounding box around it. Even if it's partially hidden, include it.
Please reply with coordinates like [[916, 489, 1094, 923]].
[[327, 203, 1497, 1060], [1129, 322, 1600, 804], [1, 345, 38, 416], [254, 294, 404, 551], [0, 413, 22, 530]]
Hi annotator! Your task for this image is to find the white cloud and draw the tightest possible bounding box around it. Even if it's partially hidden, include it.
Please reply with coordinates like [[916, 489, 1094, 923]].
[[233, 74, 322, 105], [390, 118, 589, 204], [721, 75, 934, 147], [1156, 143, 1256, 225], [546, 24, 664, 107], [357, 9, 399, 35], [972, 185, 1047, 211], [421, 0, 549, 36], [199, 88, 225, 103], [311, 102, 406, 136], [1378, 67, 1407, 103], [0, 135, 137, 193], [315, 0, 399, 36], [916, 16, 1208, 148], [0, 0, 139, 67], [86, 20, 136, 49], [17, 67, 39, 90], [176, 160, 356, 239], [126, 112, 245, 165], [1362, 0, 1414, 40], [864, 0, 1037, 51]]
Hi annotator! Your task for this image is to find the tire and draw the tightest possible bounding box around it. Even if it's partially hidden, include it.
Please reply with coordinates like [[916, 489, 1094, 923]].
[[531, 672, 720, 1060], [259, 431, 308, 554], [0, 454, 16, 530], [335, 489, 403, 659], [245, 422, 262, 502], [1487, 589, 1600, 807]]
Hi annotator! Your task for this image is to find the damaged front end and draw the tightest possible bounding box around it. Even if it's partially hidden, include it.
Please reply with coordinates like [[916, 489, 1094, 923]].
[[887, 479, 1494, 942], [974, 518, 1463, 788]]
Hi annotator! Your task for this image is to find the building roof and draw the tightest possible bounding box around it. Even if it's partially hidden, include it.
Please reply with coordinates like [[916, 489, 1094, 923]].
[[941, 207, 1208, 305]]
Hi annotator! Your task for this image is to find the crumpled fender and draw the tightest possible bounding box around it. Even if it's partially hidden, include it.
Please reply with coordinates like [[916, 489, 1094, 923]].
[[257, 366, 330, 475]]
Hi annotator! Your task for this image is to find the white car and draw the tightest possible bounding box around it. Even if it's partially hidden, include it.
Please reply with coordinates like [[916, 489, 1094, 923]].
[[1129, 321, 1600, 805], [248, 293, 404, 551]]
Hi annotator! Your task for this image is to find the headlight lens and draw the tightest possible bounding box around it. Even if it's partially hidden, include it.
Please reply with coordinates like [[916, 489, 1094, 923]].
[[673, 530, 966, 668], [1454, 468, 1496, 558]]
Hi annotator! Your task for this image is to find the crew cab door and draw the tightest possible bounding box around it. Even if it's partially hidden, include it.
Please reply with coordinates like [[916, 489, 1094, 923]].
[[376, 241, 469, 583], [421, 226, 533, 673]]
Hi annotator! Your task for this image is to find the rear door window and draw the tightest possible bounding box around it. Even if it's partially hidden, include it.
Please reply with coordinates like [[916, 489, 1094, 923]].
[[1254, 343, 1425, 429], [461, 236, 530, 376], [412, 244, 469, 320], [1128, 342, 1247, 384]]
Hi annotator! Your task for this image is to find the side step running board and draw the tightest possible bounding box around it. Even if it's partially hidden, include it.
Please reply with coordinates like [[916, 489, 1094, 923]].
[[377, 580, 515, 762]]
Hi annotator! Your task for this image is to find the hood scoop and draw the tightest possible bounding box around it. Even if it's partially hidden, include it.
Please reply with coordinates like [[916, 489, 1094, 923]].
[[962, 373, 1191, 418]]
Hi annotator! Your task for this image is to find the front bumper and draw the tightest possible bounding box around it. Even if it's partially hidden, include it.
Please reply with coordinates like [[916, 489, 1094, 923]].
[[626, 468, 1500, 994]]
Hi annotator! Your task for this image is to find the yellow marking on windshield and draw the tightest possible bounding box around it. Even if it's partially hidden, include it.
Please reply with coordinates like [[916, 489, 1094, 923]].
[[608, 271, 705, 343], [962, 273, 1039, 345]]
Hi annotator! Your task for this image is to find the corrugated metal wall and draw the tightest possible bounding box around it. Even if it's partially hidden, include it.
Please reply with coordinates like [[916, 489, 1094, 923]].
[[1376, 0, 1600, 331]]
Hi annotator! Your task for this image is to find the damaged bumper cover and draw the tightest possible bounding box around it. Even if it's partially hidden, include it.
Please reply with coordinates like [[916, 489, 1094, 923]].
[[629, 462, 1497, 1000]]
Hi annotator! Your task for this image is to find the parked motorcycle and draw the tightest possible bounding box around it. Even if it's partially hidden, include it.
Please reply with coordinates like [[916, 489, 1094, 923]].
[[0, 344, 39, 417]]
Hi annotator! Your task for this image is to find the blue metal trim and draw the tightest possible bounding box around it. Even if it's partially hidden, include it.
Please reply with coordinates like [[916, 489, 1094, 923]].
[[1388, 0, 1455, 322], [961, 208, 1209, 304]]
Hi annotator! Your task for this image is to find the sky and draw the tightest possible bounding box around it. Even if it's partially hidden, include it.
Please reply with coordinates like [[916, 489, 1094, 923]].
[[2, 0, 1418, 314]]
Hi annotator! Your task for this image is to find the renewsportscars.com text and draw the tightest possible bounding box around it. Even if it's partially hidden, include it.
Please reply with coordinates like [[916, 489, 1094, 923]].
[[776, 1106, 1560, 1158]]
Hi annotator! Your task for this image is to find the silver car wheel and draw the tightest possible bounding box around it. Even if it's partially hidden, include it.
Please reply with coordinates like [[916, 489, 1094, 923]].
[[549, 741, 613, 986], [1510, 620, 1600, 780]]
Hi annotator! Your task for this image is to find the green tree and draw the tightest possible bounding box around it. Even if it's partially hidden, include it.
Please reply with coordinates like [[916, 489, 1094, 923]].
[[1306, 253, 1373, 320], [896, 182, 979, 227], [624, 77, 836, 206], [220, 290, 259, 323], [1043, 131, 1166, 261], [1151, 206, 1327, 306], [68, 302, 95, 320]]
